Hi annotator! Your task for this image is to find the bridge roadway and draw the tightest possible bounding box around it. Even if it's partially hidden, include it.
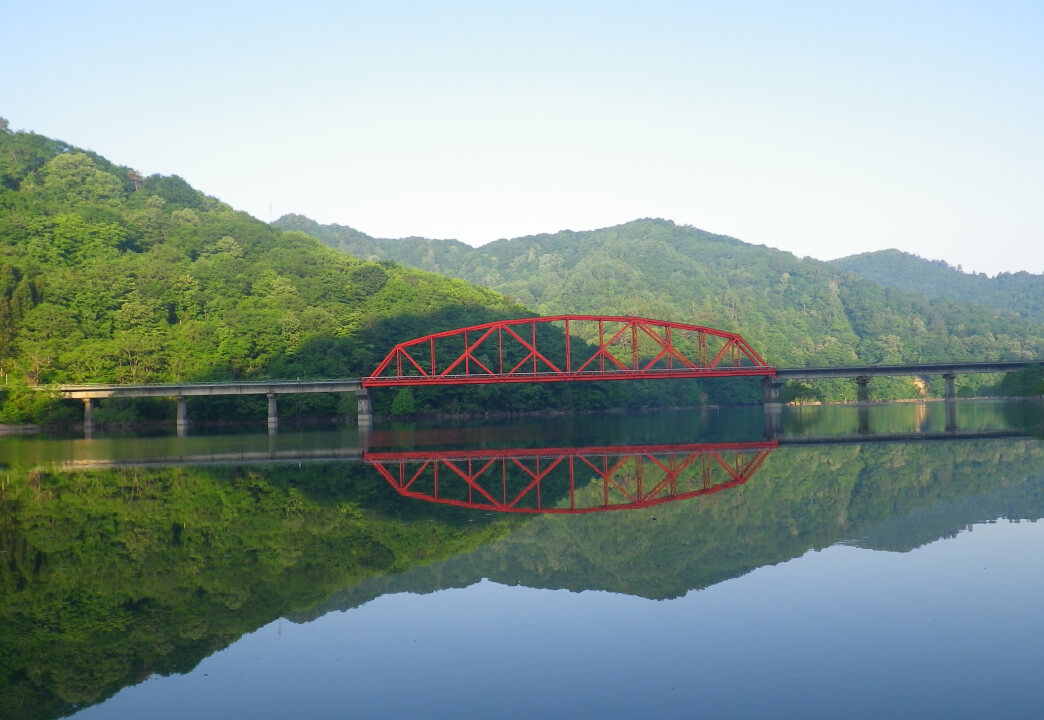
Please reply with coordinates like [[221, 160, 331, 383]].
[[54, 360, 1034, 432]]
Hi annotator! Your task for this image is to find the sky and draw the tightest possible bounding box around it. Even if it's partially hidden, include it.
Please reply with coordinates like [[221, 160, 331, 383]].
[[4, 1, 1042, 275]]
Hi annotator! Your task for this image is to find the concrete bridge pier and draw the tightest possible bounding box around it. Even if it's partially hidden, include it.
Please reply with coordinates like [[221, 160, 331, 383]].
[[856, 376, 871, 404], [762, 377, 784, 404], [176, 396, 188, 437], [943, 373, 957, 401], [83, 398, 95, 437], [267, 393, 278, 434], [356, 389, 373, 427]]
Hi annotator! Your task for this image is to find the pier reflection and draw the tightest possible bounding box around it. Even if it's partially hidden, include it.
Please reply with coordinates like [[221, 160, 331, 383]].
[[365, 441, 777, 513]]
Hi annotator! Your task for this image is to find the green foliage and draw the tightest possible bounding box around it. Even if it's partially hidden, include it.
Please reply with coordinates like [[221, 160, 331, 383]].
[[346, 263, 389, 300], [0, 380, 77, 424], [780, 380, 822, 404], [832, 249, 1044, 325], [389, 387, 417, 416], [140, 174, 205, 209], [995, 364, 1044, 397]]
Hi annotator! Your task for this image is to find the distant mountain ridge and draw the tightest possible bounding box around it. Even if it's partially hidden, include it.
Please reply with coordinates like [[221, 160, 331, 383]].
[[275, 214, 1044, 401], [831, 249, 1044, 324]]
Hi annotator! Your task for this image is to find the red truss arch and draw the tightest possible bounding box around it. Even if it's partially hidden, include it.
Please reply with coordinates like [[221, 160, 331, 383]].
[[365, 441, 777, 514], [363, 315, 774, 387]]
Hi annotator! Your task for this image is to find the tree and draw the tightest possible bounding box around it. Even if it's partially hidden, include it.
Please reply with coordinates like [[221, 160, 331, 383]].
[[389, 387, 416, 416], [36, 153, 125, 209]]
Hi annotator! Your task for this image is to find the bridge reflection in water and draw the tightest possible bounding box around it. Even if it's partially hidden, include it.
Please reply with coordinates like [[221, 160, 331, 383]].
[[365, 442, 777, 514]]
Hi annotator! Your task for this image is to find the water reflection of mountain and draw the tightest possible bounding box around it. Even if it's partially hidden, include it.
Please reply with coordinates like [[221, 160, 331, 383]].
[[2, 429, 1042, 720], [310, 439, 1044, 614]]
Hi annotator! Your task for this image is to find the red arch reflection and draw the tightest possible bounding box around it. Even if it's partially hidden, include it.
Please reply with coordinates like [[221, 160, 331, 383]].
[[365, 441, 777, 513]]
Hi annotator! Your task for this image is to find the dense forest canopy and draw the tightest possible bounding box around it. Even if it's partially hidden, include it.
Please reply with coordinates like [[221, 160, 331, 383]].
[[831, 248, 1044, 324], [277, 215, 1044, 401]]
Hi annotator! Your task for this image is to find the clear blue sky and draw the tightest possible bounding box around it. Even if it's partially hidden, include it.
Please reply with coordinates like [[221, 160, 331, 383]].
[[5, 1, 1042, 275]]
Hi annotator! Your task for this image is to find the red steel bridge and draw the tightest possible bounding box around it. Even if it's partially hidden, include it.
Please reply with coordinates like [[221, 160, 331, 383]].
[[366, 441, 777, 514], [363, 315, 773, 387], [57, 314, 1034, 433]]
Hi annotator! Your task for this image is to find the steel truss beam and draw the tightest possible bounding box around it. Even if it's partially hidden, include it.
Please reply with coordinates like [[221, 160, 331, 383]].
[[366, 441, 777, 513], [364, 315, 773, 387]]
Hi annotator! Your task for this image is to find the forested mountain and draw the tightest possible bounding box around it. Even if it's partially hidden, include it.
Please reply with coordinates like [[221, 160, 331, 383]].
[[831, 249, 1044, 324], [1, 118, 1039, 426], [0, 125, 535, 423], [276, 215, 1044, 400]]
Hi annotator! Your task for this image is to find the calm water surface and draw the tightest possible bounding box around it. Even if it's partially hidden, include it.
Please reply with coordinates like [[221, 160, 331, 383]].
[[2, 400, 1043, 719]]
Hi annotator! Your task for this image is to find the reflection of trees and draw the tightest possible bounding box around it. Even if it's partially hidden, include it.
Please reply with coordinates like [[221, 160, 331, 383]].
[[1000, 400, 1044, 438], [344, 438, 1044, 605], [0, 462, 516, 720]]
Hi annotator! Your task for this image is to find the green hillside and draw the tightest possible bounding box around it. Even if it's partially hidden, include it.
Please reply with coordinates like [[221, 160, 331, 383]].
[[831, 248, 1044, 324], [276, 215, 1044, 401], [0, 125, 538, 424]]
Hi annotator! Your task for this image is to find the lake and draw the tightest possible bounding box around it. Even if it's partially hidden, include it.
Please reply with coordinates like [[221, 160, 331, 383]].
[[2, 399, 1043, 719]]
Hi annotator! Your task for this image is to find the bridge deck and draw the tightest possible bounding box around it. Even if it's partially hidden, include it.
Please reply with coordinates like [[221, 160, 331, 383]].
[[52, 361, 1033, 399], [58, 379, 364, 399], [775, 361, 1032, 381]]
